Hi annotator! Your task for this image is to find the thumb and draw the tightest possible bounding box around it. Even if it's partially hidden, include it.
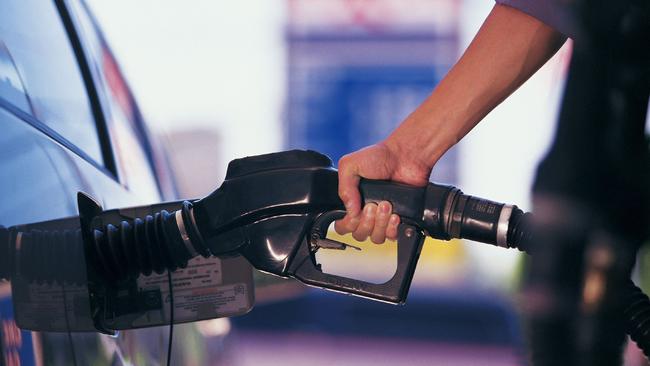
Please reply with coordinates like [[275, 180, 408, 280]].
[[338, 163, 362, 218]]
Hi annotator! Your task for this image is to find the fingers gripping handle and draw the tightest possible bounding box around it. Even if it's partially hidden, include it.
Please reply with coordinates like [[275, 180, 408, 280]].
[[357, 179, 456, 238], [358, 179, 428, 220]]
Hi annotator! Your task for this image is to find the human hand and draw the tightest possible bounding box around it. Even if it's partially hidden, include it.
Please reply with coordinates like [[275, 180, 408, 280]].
[[335, 142, 432, 243]]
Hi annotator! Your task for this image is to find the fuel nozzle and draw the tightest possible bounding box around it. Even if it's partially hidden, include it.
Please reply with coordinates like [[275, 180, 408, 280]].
[[78, 150, 531, 303]]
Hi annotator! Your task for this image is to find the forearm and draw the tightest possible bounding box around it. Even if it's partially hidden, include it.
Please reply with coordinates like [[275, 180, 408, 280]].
[[385, 4, 567, 168]]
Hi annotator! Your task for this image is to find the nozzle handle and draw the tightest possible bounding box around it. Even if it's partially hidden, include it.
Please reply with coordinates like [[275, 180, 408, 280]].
[[291, 211, 425, 304]]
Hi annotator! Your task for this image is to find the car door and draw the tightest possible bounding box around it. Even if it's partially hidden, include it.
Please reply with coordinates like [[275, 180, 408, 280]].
[[0, 1, 175, 365], [0, 1, 114, 364], [56, 1, 174, 364], [56, 1, 183, 365]]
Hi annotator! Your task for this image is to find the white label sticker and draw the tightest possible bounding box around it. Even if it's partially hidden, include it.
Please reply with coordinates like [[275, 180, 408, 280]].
[[139, 256, 223, 291], [13, 280, 94, 332], [123, 255, 254, 328], [166, 283, 251, 320]]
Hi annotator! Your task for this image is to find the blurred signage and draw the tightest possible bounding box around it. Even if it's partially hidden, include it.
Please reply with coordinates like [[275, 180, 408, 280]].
[[288, 0, 458, 35], [286, 0, 459, 184], [1, 297, 35, 366]]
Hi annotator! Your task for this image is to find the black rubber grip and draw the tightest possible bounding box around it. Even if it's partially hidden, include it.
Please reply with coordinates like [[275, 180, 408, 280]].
[[358, 179, 426, 220]]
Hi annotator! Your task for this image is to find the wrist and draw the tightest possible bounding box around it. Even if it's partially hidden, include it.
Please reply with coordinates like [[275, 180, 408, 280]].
[[384, 113, 457, 170], [381, 133, 438, 180]]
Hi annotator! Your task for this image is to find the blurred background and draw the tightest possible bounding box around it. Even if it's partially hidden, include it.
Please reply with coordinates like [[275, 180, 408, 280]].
[[86, 1, 571, 365]]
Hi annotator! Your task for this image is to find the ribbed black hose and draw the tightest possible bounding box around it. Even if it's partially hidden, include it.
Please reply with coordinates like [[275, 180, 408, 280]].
[[86, 201, 210, 283], [506, 208, 534, 254], [0, 227, 86, 285], [23, 229, 87, 285], [507, 209, 650, 359], [88, 208, 195, 282], [0, 202, 206, 285]]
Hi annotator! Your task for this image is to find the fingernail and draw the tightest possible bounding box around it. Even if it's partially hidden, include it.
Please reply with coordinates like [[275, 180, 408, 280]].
[[365, 204, 377, 217], [390, 215, 399, 224], [379, 201, 391, 214]]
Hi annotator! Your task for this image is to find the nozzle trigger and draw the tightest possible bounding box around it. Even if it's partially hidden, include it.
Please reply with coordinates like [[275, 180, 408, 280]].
[[310, 235, 361, 251]]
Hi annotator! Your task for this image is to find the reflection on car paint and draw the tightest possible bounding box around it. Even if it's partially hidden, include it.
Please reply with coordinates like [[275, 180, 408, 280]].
[[0, 41, 32, 115]]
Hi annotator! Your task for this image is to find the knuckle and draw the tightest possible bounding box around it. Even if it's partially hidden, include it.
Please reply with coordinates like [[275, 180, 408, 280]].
[[352, 232, 366, 242], [339, 186, 357, 202], [370, 235, 383, 244], [386, 226, 398, 239], [338, 157, 351, 171], [334, 222, 347, 234], [377, 215, 390, 227], [343, 220, 358, 232], [339, 154, 352, 164], [360, 219, 374, 231], [347, 216, 360, 229]]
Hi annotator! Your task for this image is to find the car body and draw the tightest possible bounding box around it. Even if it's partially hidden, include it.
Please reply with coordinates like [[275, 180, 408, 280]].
[[0, 1, 216, 364]]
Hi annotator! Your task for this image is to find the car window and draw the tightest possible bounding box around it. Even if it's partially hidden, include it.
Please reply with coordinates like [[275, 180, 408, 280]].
[[0, 0, 104, 164], [67, 0, 160, 197]]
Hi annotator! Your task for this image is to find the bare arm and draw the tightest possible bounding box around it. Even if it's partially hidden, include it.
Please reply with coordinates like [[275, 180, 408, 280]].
[[385, 4, 567, 169], [336, 4, 567, 242]]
